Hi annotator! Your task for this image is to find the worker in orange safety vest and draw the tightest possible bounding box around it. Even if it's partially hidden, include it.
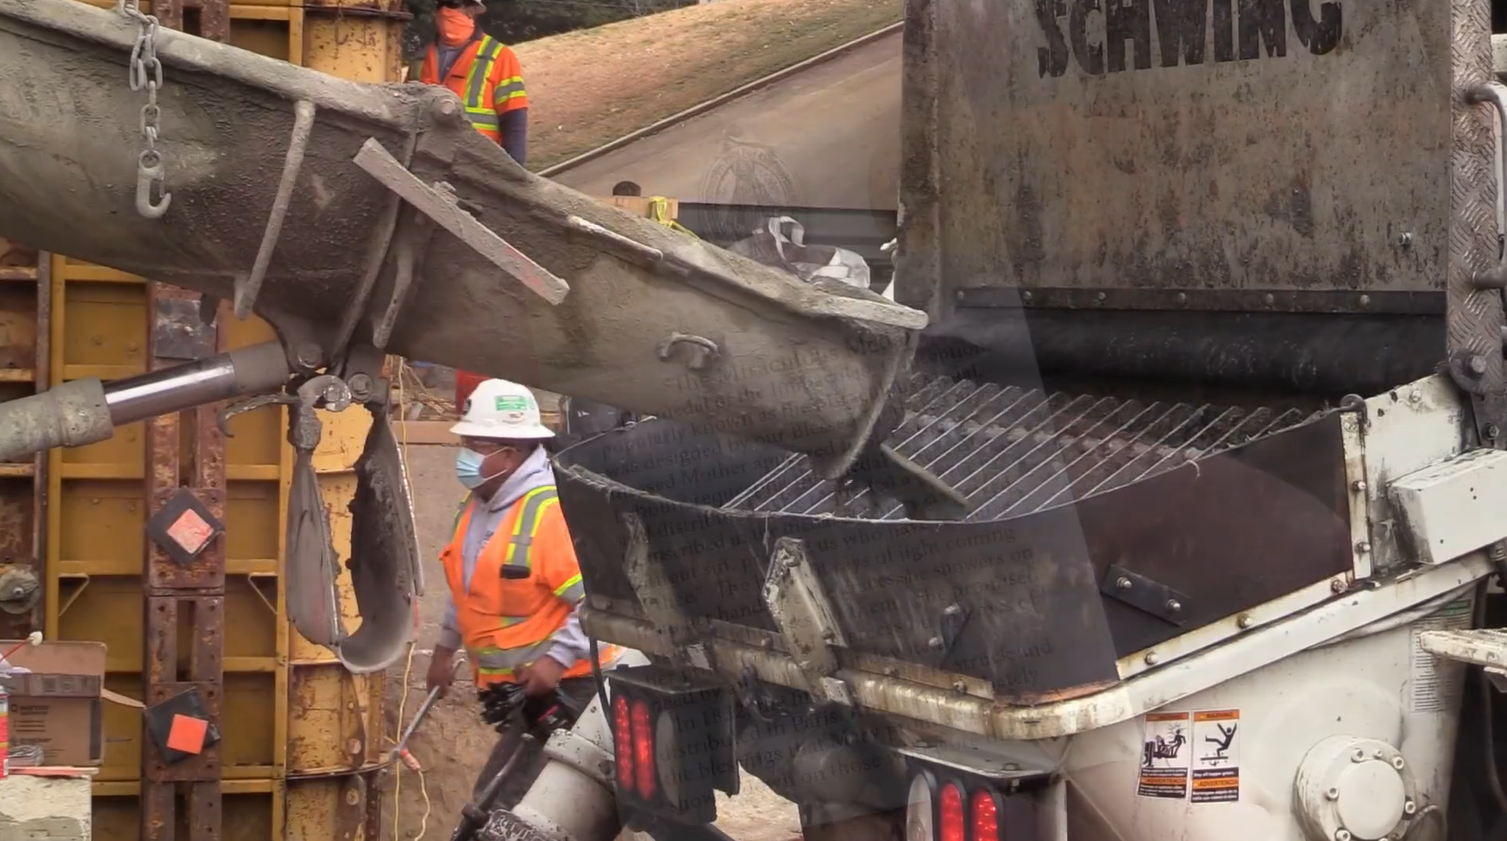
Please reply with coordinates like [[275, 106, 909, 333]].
[[425, 378, 622, 804], [412, 0, 530, 166], [407, 0, 531, 393]]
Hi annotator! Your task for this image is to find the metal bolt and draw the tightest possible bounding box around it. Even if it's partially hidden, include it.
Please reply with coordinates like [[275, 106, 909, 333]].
[[1116, 577, 1132, 590], [1471, 354, 1490, 375], [295, 342, 323, 369], [1398, 232, 1413, 249], [1021, 291, 1033, 303], [1237, 613, 1253, 629], [955, 289, 967, 302], [928, 636, 945, 650], [1351, 480, 1367, 493], [1144, 651, 1160, 666], [1403, 800, 1417, 815], [1355, 541, 1371, 554], [1264, 293, 1275, 306], [944, 604, 962, 617], [347, 373, 373, 399], [1336, 830, 1351, 841], [1003, 763, 1020, 772], [1408, 389, 1422, 404], [1359, 294, 1371, 308], [1096, 292, 1107, 302], [1165, 599, 1182, 612], [952, 680, 967, 692], [1326, 787, 1339, 800], [1374, 749, 1385, 759], [433, 97, 458, 117], [1332, 579, 1348, 594], [1353, 749, 1367, 762], [1392, 756, 1405, 770], [1176, 292, 1188, 305]]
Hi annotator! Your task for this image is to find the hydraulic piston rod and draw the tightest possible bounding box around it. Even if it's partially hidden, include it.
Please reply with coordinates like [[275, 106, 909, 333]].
[[0, 342, 292, 462]]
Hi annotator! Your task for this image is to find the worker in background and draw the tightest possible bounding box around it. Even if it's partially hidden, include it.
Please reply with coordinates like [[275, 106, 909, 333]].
[[413, 0, 530, 167], [425, 378, 621, 804], [410, 1, 529, 397]]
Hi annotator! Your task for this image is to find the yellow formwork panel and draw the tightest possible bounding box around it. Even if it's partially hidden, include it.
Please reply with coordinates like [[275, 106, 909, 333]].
[[46, 4, 401, 841]]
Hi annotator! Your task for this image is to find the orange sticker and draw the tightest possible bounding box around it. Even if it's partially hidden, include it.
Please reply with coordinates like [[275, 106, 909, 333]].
[[166, 510, 214, 554], [165, 714, 208, 755]]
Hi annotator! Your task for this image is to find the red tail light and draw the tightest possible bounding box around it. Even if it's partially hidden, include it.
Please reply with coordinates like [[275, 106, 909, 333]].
[[613, 695, 633, 789], [971, 789, 1000, 841], [631, 698, 656, 800], [939, 781, 965, 841]]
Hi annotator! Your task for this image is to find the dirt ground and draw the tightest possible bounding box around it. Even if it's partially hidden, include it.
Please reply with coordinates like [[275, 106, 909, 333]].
[[513, 0, 903, 169], [379, 442, 803, 841]]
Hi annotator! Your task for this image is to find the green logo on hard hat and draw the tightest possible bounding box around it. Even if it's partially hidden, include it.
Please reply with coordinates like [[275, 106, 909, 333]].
[[495, 396, 529, 412]]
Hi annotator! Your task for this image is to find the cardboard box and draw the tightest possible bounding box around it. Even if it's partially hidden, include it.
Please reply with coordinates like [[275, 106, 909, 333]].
[[0, 640, 106, 767]]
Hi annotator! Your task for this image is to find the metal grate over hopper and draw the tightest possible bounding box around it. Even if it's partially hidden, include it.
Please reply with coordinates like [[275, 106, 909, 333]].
[[725, 375, 1321, 522]]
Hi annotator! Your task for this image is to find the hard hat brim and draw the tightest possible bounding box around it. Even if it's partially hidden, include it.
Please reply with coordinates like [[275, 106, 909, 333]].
[[448, 420, 555, 440]]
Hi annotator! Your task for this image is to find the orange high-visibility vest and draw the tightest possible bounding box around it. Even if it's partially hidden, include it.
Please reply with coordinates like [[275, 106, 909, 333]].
[[417, 34, 528, 144], [441, 486, 619, 688]]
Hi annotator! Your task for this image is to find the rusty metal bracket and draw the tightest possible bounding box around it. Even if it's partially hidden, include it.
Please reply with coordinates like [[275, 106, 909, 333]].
[[762, 537, 852, 706], [144, 488, 225, 569], [143, 686, 223, 766], [236, 99, 317, 320], [619, 512, 710, 670], [1101, 565, 1191, 627], [351, 137, 571, 305]]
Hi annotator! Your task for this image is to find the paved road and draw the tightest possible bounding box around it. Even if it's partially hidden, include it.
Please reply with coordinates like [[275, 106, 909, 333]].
[[551, 33, 901, 210]]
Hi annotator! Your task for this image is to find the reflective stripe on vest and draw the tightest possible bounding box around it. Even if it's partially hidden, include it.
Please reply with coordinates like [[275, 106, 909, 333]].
[[503, 486, 558, 568], [493, 75, 525, 108], [462, 37, 505, 132]]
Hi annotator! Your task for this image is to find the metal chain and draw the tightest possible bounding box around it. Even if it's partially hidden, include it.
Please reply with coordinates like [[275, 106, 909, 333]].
[[116, 0, 172, 219]]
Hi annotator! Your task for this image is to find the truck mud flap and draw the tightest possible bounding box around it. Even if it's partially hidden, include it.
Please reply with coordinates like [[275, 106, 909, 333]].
[[555, 375, 1355, 702]]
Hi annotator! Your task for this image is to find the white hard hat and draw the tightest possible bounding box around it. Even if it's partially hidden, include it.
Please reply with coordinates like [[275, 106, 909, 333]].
[[450, 378, 555, 440]]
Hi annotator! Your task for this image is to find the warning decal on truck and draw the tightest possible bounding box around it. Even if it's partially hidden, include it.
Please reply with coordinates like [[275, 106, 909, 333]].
[[1190, 709, 1241, 803], [1137, 711, 1190, 799]]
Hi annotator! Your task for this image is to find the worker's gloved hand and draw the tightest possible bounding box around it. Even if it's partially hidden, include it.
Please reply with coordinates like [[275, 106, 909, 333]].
[[478, 682, 527, 730], [477, 682, 584, 738]]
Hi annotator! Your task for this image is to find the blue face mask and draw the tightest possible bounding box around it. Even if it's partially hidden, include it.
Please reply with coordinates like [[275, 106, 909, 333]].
[[455, 448, 488, 490]]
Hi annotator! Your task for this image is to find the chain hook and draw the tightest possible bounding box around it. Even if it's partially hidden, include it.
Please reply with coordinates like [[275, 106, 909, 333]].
[[136, 152, 172, 219], [116, 0, 170, 220]]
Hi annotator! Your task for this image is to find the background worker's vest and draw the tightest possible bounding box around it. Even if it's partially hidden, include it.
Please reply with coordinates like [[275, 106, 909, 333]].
[[441, 486, 619, 687], [418, 34, 509, 143]]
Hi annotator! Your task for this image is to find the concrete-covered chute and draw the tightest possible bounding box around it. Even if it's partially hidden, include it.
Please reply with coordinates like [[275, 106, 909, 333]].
[[0, 0, 932, 673]]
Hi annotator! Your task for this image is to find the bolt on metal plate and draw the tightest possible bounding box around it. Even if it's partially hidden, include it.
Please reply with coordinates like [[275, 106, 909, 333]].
[[1100, 564, 1192, 627]]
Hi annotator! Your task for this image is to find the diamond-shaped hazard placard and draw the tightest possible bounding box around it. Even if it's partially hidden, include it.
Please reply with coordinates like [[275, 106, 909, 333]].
[[145, 488, 225, 567]]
